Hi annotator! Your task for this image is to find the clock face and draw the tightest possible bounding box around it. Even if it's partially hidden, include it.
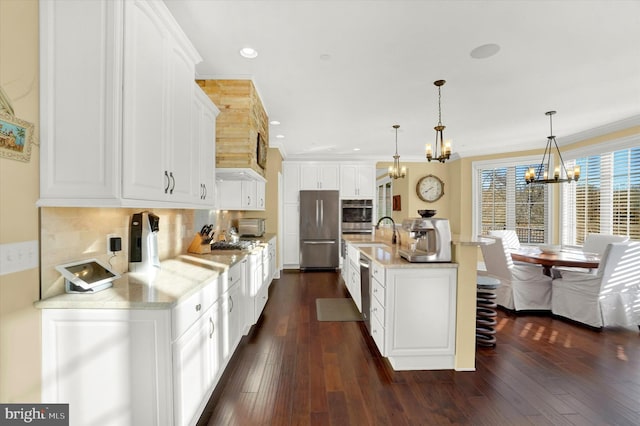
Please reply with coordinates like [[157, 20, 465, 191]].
[[416, 174, 444, 202]]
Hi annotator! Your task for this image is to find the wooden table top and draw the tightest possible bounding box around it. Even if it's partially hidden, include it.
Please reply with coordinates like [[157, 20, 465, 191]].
[[510, 247, 600, 270]]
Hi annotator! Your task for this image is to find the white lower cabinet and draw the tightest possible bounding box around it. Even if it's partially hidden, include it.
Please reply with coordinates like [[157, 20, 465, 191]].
[[41, 309, 173, 426], [173, 301, 220, 426], [373, 264, 458, 371], [40, 261, 255, 426]]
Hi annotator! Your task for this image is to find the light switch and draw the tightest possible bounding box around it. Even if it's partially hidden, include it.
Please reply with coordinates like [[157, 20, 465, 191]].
[[0, 240, 39, 275]]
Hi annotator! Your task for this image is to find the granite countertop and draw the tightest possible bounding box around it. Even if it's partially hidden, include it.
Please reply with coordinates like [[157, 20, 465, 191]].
[[343, 235, 458, 269], [34, 253, 246, 310]]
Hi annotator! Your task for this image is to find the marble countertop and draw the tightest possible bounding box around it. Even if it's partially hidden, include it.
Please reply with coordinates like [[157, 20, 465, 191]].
[[34, 253, 246, 310]]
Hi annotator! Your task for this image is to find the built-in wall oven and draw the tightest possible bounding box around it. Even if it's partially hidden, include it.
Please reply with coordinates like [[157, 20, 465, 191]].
[[341, 199, 373, 234]]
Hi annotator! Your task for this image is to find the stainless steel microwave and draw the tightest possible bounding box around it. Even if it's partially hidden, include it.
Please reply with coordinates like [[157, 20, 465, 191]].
[[238, 218, 265, 237]]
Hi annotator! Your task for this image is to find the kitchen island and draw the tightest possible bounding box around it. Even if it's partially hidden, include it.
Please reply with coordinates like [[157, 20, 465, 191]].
[[342, 232, 485, 372]]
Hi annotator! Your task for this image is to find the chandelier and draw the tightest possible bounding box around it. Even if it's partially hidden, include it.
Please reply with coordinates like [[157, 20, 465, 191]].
[[524, 111, 580, 184], [426, 79, 452, 163], [388, 124, 406, 179]]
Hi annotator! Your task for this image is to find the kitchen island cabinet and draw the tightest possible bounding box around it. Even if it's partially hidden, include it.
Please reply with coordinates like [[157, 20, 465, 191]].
[[345, 240, 458, 370]]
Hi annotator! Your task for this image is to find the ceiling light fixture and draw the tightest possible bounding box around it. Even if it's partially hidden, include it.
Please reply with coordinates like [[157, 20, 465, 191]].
[[525, 111, 580, 184], [276, 134, 285, 139], [239, 47, 258, 59], [270, 120, 280, 125], [388, 125, 407, 179], [426, 80, 452, 163]]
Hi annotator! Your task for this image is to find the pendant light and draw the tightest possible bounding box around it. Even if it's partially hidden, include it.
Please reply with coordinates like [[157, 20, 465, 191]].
[[388, 124, 407, 179], [524, 111, 580, 184], [426, 79, 452, 163]]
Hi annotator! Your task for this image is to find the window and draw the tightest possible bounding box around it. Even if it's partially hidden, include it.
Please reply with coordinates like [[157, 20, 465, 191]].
[[561, 141, 640, 245], [377, 174, 392, 219], [474, 157, 550, 244]]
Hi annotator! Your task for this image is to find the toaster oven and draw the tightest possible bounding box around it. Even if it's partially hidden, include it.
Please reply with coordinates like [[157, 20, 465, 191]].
[[238, 218, 265, 237]]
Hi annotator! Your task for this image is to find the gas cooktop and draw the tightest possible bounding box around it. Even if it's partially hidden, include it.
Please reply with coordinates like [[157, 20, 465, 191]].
[[210, 240, 257, 251]]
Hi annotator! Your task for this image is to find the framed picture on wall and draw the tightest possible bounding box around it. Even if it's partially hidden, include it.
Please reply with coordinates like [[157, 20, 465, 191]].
[[257, 133, 267, 169], [0, 112, 34, 162], [392, 195, 401, 211]]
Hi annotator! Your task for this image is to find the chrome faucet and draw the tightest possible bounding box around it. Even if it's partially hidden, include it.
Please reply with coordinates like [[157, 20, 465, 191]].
[[375, 216, 399, 244]]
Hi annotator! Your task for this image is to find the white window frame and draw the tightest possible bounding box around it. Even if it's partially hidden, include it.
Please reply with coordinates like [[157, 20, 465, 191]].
[[472, 155, 555, 241]]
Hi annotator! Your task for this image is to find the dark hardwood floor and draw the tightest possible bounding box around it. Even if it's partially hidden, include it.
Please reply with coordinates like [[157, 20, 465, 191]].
[[198, 271, 640, 426]]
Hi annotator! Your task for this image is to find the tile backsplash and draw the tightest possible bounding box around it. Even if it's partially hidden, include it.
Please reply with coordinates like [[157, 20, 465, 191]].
[[40, 207, 196, 298]]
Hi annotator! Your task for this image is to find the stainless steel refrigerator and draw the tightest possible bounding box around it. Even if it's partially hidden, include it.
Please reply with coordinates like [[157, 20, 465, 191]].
[[299, 190, 340, 270]]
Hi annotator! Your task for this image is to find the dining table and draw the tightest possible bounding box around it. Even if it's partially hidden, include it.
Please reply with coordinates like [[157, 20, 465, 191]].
[[510, 247, 601, 276]]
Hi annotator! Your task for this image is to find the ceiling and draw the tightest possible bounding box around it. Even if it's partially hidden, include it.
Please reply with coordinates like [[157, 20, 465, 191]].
[[164, 0, 640, 162]]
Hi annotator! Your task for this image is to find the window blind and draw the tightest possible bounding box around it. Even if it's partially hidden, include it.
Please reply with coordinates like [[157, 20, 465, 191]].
[[562, 146, 640, 245]]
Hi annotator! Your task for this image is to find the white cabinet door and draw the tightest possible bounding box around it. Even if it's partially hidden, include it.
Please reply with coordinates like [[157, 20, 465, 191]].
[[39, 0, 122, 204], [300, 164, 339, 190], [384, 267, 457, 370], [193, 84, 219, 206], [283, 163, 300, 203], [42, 309, 173, 426], [122, 0, 168, 201], [340, 164, 375, 198], [242, 180, 258, 209], [283, 203, 300, 268], [173, 302, 220, 426], [216, 180, 243, 210], [256, 180, 266, 210], [355, 165, 375, 198], [220, 276, 243, 368], [165, 37, 196, 203]]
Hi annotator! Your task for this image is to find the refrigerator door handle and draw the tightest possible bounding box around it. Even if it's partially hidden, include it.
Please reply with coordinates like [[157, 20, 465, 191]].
[[320, 199, 324, 227], [302, 240, 336, 245], [315, 199, 319, 228]]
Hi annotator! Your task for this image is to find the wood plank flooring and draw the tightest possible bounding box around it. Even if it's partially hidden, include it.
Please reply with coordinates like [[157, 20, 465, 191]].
[[198, 271, 640, 426]]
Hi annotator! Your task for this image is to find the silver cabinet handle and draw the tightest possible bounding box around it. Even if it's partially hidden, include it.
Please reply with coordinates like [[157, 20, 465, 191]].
[[169, 172, 175, 194], [209, 316, 214, 338], [164, 171, 170, 193], [229, 295, 234, 313], [195, 303, 202, 312]]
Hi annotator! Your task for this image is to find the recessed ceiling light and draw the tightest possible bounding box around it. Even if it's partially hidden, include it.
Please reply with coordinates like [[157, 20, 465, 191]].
[[239, 47, 258, 59], [470, 43, 500, 59], [270, 120, 280, 125], [276, 134, 285, 139], [353, 148, 361, 151]]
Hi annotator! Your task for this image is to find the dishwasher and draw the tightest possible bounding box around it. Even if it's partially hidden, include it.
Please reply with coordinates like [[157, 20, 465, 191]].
[[359, 254, 372, 333]]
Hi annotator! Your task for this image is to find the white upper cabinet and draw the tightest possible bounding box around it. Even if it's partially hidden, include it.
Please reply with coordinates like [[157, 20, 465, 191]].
[[216, 169, 267, 211], [38, 0, 213, 208], [300, 164, 339, 190], [193, 85, 220, 206], [121, 0, 201, 204], [39, 0, 123, 204], [340, 164, 375, 198]]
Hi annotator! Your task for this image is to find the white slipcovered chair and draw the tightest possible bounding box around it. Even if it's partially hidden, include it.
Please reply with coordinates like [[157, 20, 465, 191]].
[[582, 233, 629, 256], [480, 236, 552, 311], [488, 230, 521, 249], [552, 241, 640, 329]]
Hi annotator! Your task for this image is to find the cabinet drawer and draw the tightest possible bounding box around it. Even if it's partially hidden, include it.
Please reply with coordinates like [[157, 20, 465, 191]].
[[372, 276, 385, 306], [371, 291, 385, 326], [228, 262, 242, 286], [371, 310, 385, 355], [371, 262, 384, 285], [255, 283, 269, 320], [172, 281, 216, 341]]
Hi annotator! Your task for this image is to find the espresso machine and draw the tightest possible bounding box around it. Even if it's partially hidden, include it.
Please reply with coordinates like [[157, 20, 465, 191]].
[[129, 211, 160, 273], [398, 218, 452, 262]]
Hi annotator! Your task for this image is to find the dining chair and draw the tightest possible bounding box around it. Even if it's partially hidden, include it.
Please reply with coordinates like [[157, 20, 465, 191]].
[[582, 233, 629, 256], [480, 236, 552, 311], [557, 234, 630, 276], [551, 241, 640, 329], [488, 230, 521, 249]]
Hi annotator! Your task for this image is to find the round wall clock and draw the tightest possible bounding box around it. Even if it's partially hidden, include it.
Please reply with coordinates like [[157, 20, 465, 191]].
[[416, 174, 445, 202]]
